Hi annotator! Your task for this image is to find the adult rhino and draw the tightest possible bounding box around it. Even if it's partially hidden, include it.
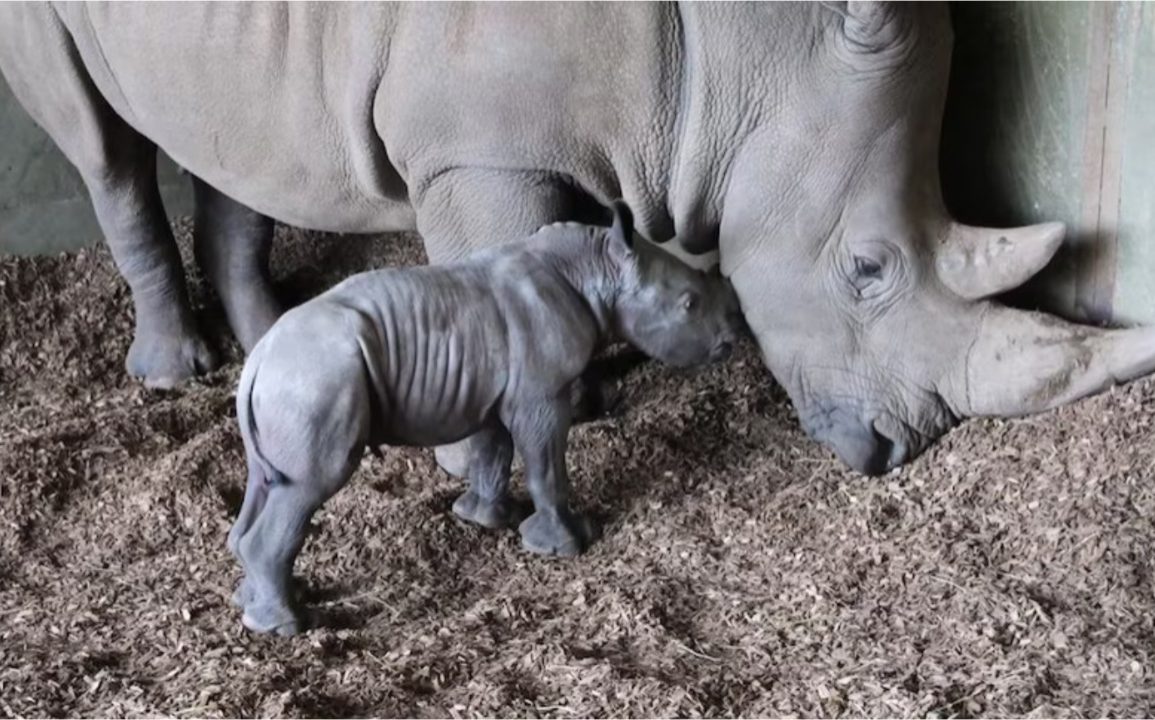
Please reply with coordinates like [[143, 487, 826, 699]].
[[2, 2, 1152, 475]]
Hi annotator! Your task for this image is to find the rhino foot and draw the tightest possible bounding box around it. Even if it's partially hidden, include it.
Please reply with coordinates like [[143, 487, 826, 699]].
[[452, 490, 518, 529], [231, 577, 253, 607], [434, 441, 471, 479], [126, 323, 218, 389], [519, 509, 596, 557], [242, 600, 304, 636], [232, 575, 305, 608]]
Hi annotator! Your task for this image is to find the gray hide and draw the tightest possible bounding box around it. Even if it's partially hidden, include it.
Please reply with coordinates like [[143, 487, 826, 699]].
[[1, 2, 1153, 474], [227, 204, 741, 635]]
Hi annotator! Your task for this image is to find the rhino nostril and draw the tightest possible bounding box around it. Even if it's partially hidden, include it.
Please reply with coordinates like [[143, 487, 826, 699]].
[[713, 341, 733, 360], [886, 437, 908, 470], [869, 420, 908, 473]]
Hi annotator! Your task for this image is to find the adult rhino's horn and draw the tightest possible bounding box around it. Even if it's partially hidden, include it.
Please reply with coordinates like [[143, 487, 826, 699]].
[[948, 304, 1155, 417], [936, 221, 1066, 301]]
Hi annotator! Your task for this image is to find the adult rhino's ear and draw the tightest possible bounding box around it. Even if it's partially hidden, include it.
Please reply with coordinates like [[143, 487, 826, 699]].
[[936, 221, 1066, 301], [841, 1, 910, 53], [609, 199, 636, 255]]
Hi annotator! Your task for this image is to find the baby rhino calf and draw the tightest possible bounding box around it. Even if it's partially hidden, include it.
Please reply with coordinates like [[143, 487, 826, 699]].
[[228, 201, 742, 635]]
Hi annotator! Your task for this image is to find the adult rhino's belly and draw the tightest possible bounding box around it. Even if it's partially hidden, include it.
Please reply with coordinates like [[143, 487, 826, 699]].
[[136, 97, 414, 235], [64, 2, 415, 234]]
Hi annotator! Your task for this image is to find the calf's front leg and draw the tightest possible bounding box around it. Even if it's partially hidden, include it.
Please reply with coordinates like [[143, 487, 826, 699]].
[[452, 422, 516, 529], [507, 398, 594, 557], [413, 166, 598, 481]]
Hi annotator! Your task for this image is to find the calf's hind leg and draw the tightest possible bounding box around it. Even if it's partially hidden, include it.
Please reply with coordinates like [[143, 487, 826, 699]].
[[235, 476, 346, 636], [234, 431, 362, 635], [226, 457, 270, 608], [233, 344, 371, 635]]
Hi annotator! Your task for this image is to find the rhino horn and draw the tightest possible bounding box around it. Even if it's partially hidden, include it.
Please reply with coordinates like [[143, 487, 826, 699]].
[[937, 221, 1066, 301], [949, 304, 1155, 417]]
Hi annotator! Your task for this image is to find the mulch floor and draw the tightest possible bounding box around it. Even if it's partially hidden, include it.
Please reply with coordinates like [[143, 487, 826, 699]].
[[1, 222, 1153, 717]]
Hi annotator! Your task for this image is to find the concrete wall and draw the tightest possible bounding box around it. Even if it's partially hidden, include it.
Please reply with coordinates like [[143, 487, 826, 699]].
[[0, 74, 191, 256], [942, 1, 1155, 325], [1, 2, 1152, 323]]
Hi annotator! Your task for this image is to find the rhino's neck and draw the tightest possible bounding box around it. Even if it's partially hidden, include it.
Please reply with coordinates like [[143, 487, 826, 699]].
[[667, 3, 828, 254], [537, 236, 619, 345]]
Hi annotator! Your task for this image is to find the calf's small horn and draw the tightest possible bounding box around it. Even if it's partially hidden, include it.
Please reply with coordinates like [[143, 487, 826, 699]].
[[951, 305, 1155, 417], [937, 222, 1066, 301]]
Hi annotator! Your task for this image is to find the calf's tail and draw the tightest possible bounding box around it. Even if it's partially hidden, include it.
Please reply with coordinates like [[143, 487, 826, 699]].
[[236, 348, 286, 487], [228, 347, 288, 557]]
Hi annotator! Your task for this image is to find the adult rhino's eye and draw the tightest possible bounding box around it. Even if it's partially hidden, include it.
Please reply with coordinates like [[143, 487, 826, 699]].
[[845, 242, 903, 302], [853, 255, 883, 281]]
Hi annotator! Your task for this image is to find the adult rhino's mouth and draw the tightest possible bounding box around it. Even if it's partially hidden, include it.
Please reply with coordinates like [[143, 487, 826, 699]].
[[800, 406, 908, 475], [798, 397, 957, 476]]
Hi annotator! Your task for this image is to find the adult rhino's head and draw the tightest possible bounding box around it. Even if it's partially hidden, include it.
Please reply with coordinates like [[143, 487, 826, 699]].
[[718, 1, 1155, 475]]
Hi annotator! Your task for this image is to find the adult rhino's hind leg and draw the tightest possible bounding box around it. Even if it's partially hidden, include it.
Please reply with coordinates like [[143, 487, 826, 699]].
[[192, 178, 281, 352], [0, 4, 213, 388], [87, 138, 218, 389]]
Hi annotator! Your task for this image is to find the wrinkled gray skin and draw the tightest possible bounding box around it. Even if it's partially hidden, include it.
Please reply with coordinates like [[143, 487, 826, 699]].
[[228, 205, 741, 635], [3, 2, 1155, 476]]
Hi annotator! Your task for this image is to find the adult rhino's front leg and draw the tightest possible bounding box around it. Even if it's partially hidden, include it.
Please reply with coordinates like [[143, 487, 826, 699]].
[[412, 167, 584, 479]]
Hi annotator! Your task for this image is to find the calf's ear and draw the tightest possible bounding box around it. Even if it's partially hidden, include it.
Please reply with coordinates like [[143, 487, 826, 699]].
[[609, 200, 636, 254]]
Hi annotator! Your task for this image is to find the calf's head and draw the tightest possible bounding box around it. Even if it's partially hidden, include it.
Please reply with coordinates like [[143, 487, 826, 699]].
[[607, 201, 744, 368], [720, 1, 1155, 474]]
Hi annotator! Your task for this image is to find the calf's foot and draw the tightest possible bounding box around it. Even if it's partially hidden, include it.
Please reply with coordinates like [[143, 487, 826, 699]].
[[519, 509, 595, 557], [232, 575, 307, 609], [232, 577, 253, 607], [452, 490, 516, 529], [434, 441, 471, 479], [242, 599, 304, 636]]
